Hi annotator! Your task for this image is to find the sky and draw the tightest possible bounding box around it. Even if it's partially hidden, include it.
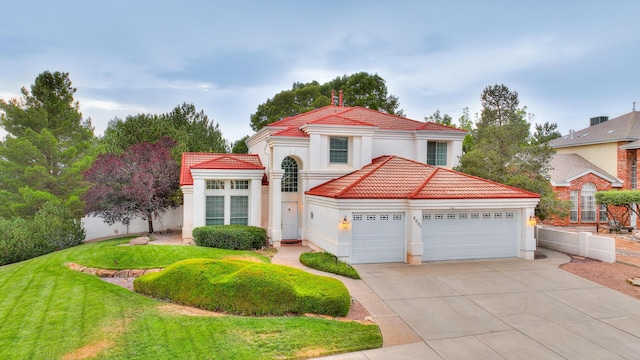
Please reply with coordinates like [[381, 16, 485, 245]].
[[1, 1, 639, 144]]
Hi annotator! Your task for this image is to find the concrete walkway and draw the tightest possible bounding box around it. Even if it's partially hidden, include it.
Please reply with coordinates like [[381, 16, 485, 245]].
[[273, 246, 640, 359]]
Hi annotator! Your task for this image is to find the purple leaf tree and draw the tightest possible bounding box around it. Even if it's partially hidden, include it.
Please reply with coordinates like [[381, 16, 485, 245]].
[[83, 137, 180, 233]]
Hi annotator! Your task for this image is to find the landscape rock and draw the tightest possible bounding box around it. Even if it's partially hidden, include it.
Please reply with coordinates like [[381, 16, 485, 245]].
[[66, 263, 86, 272], [129, 269, 146, 277], [627, 278, 640, 286], [97, 269, 119, 278], [115, 270, 131, 278], [130, 236, 150, 245], [82, 268, 98, 275], [633, 231, 640, 240], [145, 268, 163, 274]]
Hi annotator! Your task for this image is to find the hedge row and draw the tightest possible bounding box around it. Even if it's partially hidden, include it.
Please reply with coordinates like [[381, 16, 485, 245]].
[[192, 225, 266, 250], [0, 202, 86, 265], [134, 258, 350, 317]]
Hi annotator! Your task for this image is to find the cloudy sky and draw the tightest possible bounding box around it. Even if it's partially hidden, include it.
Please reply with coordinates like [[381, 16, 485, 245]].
[[1, 1, 638, 144]]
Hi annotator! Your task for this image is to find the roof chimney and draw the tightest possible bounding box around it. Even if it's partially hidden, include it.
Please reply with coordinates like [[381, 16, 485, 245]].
[[339, 90, 343, 107], [331, 90, 335, 106]]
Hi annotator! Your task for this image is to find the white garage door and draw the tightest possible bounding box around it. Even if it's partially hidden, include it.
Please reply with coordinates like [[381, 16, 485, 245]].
[[351, 213, 405, 264], [422, 210, 518, 261]]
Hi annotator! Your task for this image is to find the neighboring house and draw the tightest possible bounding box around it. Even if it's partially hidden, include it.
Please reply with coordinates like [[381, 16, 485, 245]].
[[548, 109, 640, 226], [181, 104, 540, 264]]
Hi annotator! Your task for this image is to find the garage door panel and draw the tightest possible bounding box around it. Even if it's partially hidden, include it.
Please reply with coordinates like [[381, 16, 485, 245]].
[[423, 210, 518, 261], [352, 213, 404, 264]]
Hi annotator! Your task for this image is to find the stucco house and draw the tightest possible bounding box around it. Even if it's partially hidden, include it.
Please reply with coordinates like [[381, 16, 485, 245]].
[[548, 109, 640, 226], [180, 104, 540, 264]]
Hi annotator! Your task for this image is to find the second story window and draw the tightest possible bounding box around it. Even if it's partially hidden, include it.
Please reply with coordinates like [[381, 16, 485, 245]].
[[330, 137, 348, 164], [427, 142, 447, 166]]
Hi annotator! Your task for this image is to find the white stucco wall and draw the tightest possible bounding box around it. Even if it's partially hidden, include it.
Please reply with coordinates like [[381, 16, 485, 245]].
[[83, 206, 183, 241]]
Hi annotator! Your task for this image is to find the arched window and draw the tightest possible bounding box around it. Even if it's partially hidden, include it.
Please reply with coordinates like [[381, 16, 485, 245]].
[[581, 182, 596, 222], [281, 157, 298, 192]]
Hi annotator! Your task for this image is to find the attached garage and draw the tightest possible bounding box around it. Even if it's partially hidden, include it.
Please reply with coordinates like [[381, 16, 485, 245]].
[[422, 210, 518, 261], [351, 213, 405, 264], [305, 156, 539, 264]]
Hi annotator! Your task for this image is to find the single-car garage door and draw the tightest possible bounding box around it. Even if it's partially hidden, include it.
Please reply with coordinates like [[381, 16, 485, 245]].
[[422, 210, 518, 261], [351, 213, 405, 264]]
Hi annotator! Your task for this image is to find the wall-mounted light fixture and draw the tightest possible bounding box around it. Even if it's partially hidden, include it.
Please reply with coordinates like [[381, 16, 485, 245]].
[[339, 215, 351, 230], [528, 215, 537, 227]]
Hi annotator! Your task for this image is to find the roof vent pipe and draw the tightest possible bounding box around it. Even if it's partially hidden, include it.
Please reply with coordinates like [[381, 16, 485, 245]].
[[634, 101, 636, 111], [339, 90, 343, 107], [331, 90, 335, 106]]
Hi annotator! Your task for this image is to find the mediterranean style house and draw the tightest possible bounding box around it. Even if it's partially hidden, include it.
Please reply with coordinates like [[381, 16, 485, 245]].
[[548, 109, 640, 226], [180, 104, 540, 264]]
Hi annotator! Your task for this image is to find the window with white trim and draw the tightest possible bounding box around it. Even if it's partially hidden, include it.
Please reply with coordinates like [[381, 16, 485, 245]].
[[281, 157, 298, 192], [427, 142, 447, 166], [206, 180, 224, 190], [231, 180, 249, 190], [205, 196, 224, 225], [581, 183, 596, 222], [599, 204, 608, 222], [570, 190, 578, 222], [330, 137, 348, 163], [230, 196, 248, 225]]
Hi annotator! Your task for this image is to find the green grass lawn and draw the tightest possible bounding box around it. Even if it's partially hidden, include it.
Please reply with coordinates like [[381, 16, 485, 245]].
[[0, 240, 381, 359]]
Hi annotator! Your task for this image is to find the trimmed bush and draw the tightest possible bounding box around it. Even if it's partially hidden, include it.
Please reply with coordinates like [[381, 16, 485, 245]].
[[300, 252, 360, 279], [193, 225, 266, 250], [134, 258, 350, 316], [0, 202, 85, 265]]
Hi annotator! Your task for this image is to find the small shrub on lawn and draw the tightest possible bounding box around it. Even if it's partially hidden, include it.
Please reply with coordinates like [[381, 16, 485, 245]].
[[300, 252, 360, 279], [134, 258, 350, 316], [193, 225, 266, 250]]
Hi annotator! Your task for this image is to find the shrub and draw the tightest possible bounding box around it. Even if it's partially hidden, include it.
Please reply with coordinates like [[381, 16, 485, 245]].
[[300, 252, 361, 279], [134, 258, 350, 317], [0, 202, 85, 266], [192, 225, 266, 250]]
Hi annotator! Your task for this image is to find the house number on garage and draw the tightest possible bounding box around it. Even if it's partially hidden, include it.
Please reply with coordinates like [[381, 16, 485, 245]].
[[413, 216, 422, 228]]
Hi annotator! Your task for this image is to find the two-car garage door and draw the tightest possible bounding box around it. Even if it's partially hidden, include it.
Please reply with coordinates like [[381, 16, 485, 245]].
[[350, 210, 519, 264], [422, 210, 518, 261]]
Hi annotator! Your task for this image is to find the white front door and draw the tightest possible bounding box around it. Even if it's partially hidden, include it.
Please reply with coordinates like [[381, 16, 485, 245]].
[[281, 201, 298, 240]]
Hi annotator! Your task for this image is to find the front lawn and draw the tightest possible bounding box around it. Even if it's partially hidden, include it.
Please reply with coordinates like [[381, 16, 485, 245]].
[[0, 240, 381, 359]]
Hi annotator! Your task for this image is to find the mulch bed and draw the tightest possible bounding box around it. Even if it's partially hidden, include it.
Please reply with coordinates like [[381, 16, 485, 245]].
[[560, 255, 640, 300]]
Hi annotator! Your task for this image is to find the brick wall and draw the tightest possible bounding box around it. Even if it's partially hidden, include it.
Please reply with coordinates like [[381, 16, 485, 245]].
[[544, 173, 613, 226]]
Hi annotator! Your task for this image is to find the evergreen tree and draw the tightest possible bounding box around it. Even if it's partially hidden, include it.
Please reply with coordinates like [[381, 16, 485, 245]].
[[456, 84, 569, 220], [0, 71, 95, 217]]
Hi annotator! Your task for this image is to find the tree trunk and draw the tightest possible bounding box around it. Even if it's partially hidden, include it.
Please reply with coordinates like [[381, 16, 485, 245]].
[[148, 217, 154, 234]]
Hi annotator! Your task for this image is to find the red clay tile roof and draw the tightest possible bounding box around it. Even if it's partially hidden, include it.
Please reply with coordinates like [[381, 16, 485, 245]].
[[180, 153, 264, 186], [306, 156, 539, 199], [268, 106, 466, 137]]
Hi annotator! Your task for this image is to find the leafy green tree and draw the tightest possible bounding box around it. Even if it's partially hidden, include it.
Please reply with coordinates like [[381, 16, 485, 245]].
[[458, 107, 474, 153], [531, 121, 562, 145], [250, 72, 403, 131], [231, 135, 250, 154], [455, 84, 570, 220], [424, 110, 453, 126], [102, 103, 228, 161], [596, 190, 640, 230], [0, 71, 95, 218]]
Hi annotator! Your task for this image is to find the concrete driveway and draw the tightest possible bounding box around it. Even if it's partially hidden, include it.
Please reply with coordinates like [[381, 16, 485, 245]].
[[320, 248, 640, 359]]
